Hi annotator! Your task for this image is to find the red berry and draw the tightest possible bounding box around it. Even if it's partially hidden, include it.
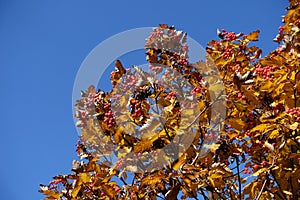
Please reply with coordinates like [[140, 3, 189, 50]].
[[253, 164, 260, 170]]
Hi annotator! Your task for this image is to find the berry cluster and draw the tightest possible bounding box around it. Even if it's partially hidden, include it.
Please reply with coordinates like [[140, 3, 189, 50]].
[[191, 86, 203, 95], [276, 45, 284, 54], [243, 166, 252, 174], [115, 158, 125, 169], [204, 133, 218, 141], [228, 64, 242, 73], [237, 92, 246, 100], [219, 29, 237, 41], [225, 31, 237, 41], [93, 90, 106, 106], [278, 26, 284, 34], [129, 98, 143, 118], [149, 64, 163, 73], [104, 109, 115, 128], [183, 44, 188, 54], [245, 130, 251, 137], [48, 179, 62, 189], [255, 65, 278, 80], [286, 107, 300, 122], [145, 24, 187, 55], [221, 47, 233, 59], [123, 73, 139, 89], [166, 91, 177, 100], [177, 57, 189, 65]]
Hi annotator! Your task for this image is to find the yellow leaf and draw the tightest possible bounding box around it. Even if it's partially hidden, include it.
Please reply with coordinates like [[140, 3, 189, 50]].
[[287, 122, 299, 130], [251, 182, 258, 198], [246, 30, 260, 41], [79, 173, 91, 183], [209, 83, 224, 98], [102, 184, 115, 198], [172, 155, 186, 170], [233, 99, 248, 112], [227, 118, 246, 131], [72, 186, 81, 198], [227, 130, 239, 140], [203, 144, 220, 153], [283, 190, 293, 195], [269, 129, 279, 139], [41, 189, 62, 199], [181, 109, 194, 116], [259, 79, 274, 92]]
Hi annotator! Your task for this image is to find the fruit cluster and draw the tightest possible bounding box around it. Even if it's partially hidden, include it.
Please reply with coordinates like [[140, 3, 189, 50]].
[[255, 65, 278, 80], [122, 72, 140, 89], [129, 98, 143, 118], [219, 29, 237, 41], [221, 46, 233, 59], [191, 86, 203, 95], [286, 107, 300, 122], [237, 92, 246, 100], [145, 24, 187, 55], [104, 109, 115, 128], [48, 179, 63, 189], [166, 91, 177, 100], [149, 64, 163, 73]]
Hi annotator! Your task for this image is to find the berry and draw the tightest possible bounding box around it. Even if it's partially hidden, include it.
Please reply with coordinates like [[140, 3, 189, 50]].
[[252, 164, 260, 171]]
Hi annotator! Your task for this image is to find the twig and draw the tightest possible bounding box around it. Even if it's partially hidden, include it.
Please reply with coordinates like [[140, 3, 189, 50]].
[[235, 156, 242, 200], [255, 179, 267, 200], [186, 91, 224, 130]]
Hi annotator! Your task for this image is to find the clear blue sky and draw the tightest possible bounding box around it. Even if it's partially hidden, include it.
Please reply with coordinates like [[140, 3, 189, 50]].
[[0, 1, 288, 199]]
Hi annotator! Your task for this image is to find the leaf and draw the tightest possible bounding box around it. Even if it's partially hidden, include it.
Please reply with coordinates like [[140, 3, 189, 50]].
[[283, 190, 293, 195], [72, 185, 81, 198], [233, 99, 248, 112], [111, 60, 126, 86], [246, 168, 268, 179], [172, 155, 187, 170], [102, 184, 115, 198], [79, 173, 91, 183], [39, 187, 62, 199], [251, 182, 258, 198], [227, 130, 239, 140], [287, 122, 299, 130], [209, 83, 224, 98], [251, 124, 270, 133], [246, 30, 260, 41], [203, 144, 220, 153], [269, 129, 279, 139], [227, 118, 247, 131], [165, 184, 180, 200]]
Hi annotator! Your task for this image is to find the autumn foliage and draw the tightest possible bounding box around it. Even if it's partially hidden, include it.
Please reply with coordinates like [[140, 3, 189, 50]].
[[40, 1, 300, 199]]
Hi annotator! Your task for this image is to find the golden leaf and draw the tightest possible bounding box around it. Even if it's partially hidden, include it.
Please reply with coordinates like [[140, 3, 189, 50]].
[[40, 189, 62, 199], [71, 186, 81, 198], [246, 30, 260, 41], [283, 190, 293, 195], [102, 184, 115, 198], [203, 144, 220, 153], [172, 155, 187, 170], [79, 173, 91, 183], [251, 182, 258, 198], [227, 118, 246, 131], [269, 129, 279, 139], [287, 122, 299, 130]]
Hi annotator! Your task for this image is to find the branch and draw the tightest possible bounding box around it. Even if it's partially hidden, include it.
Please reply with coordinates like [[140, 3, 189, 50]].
[[235, 156, 242, 200], [255, 178, 267, 200], [186, 90, 224, 130]]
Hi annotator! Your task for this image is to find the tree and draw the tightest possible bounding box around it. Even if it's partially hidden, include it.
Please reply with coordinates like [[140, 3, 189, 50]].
[[40, 1, 300, 199]]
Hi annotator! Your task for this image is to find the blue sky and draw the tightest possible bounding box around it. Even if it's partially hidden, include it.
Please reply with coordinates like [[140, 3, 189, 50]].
[[0, 0, 288, 199]]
